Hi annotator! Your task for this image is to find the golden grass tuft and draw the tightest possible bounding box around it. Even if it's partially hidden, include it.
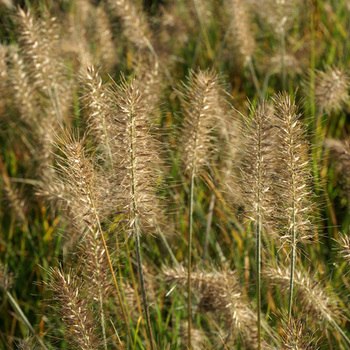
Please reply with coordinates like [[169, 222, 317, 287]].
[[315, 66, 349, 113], [179, 69, 223, 176]]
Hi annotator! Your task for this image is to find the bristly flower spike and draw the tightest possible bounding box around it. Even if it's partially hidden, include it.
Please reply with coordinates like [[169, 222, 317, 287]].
[[272, 92, 314, 322]]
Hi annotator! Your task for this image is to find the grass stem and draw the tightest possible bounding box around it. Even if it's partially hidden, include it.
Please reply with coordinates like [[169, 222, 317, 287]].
[[203, 190, 215, 260], [247, 58, 262, 101], [187, 169, 195, 350], [256, 215, 262, 350], [134, 221, 156, 350], [5, 290, 49, 350], [287, 211, 296, 322], [280, 29, 286, 91]]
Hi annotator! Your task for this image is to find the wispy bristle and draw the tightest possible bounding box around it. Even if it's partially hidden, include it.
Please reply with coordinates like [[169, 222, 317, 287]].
[[81, 65, 114, 164], [15, 336, 38, 350], [324, 138, 350, 197], [48, 267, 99, 349], [94, 7, 117, 71], [225, 0, 256, 64], [180, 69, 222, 176], [181, 321, 207, 350], [54, 131, 110, 229], [7, 46, 38, 123], [163, 266, 257, 343], [272, 92, 314, 246], [16, 7, 71, 122], [108, 76, 162, 231], [269, 52, 302, 76], [16, 8, 59, 91], [133, 55, 162, 119], [0, 44, 9, 115], [282, 316, 319, 350], [314, 66, 349, 113], [337, 234, 350, 263], [107, 0, 151, 49], [264, 266, 343, 327], [0, 264, 13, 291], [240, 102, 275, 224], [249, 0, 299, 34]]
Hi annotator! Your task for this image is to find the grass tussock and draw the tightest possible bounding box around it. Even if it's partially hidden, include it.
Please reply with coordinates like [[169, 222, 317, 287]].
[[1, 1, 350, 349]]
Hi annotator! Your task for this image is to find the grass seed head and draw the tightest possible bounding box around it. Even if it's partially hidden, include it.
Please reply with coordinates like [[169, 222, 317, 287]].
[[107, 0, 151, 49], [264, 266, 343, 327], [108, 75, 163, 232], [164, 266, 257, 342], [225, 0, 256, 65], [272, 92, 314, 246], [48, 267, 100, 349], [240, 101, 275, 225], [180, 69, 223, 176], [282, 316, 319, 350], [315, 66, 349, 113]]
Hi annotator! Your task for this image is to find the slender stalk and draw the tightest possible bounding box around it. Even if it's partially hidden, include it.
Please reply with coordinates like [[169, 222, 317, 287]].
[[203, 190, 215, 260], [256, 112, 263, 350], [88, 230, 108, 350], [247, 58, 262, 101], [157, 227, 179, 267], [98, 276, 108, 350], [280, 28, 286, 91], [287, 213, 296, 322], [187, 169, 195, 350], [98, 225, 133, 346], [5, 290, 49, 350], [134, 222, 155, 350], [256, 214, 262, 350], [330, 317, 350, 348], [89, 196, 133, 346]]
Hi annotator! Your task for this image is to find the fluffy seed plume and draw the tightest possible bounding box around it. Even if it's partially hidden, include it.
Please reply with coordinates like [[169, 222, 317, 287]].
[[314, 66, 349, 113], [249, 0, 300, 34], [281, 317, 319, 350], [16, 7, 57, 90], [0, 264, 13, 292], [337, 234, 350, 264], [180, 321, 207, 350], [7, 46, 38, 123], [108, 75, 162, 231], [180, 69, 222, 176], [107, 0, 151, 49], [16, 7, 71, 122], [269, 52, 302, 76], [272, 92, 314, 246], [133, 54, 162, 120], [264, 266, 343, 327], [48, 267, 99, 349], [324, 138, 350, 197], [94, 7, 117, 71], [0, 44, 9, 115], [163, 266, 257, 341], [54, 130, 112, 230], [240, 102, 275, 224], [81, 65, 114, 165], [225, 0, 256, 65], [15, 336, 38, 350]]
